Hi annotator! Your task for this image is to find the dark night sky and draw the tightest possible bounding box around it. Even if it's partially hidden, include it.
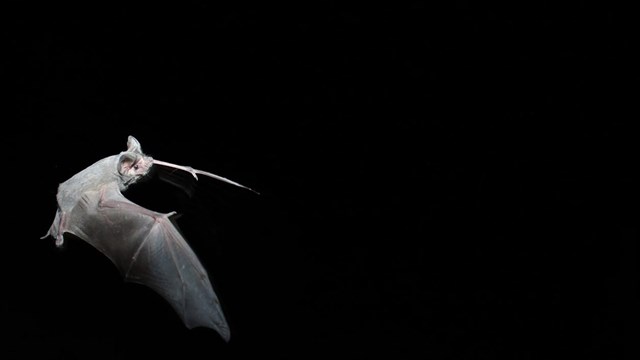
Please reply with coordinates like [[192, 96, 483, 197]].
[[3, 2, 635, 360]]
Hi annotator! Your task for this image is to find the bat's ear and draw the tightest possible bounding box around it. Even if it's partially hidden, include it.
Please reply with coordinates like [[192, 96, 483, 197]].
[[118, 153, 137, 176], [127, 136, 143, 154]]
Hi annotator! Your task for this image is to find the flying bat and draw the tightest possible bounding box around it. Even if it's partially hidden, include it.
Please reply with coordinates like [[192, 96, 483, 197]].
[[42, 135, 257, 341]]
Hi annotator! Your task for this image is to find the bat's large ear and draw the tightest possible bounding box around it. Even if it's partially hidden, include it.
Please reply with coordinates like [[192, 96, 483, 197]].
[[118, 153, 137, 176], [127, 136, 143, 154]]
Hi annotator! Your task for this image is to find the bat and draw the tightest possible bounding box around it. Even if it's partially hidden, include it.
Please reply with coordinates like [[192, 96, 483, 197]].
[[42, 135, 258, 341]]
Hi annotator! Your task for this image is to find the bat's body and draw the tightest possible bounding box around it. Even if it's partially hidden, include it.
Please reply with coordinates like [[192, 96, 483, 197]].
[[43, 136, 255, 341]]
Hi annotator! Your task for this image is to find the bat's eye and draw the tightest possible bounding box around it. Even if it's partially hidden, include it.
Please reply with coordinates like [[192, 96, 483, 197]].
[[133, 164, 139, 170]]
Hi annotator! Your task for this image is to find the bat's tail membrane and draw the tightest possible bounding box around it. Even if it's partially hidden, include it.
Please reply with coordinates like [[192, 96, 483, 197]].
[[152, 159, 259, 194]]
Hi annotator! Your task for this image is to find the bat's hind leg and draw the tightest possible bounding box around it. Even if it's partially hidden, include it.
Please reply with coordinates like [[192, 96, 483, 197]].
[[53, 210, 68, 247], [42, 210, 68, 247], [55, 232, 65, 247]]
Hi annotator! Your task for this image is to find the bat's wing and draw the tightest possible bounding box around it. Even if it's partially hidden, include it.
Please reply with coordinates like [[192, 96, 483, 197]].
[[62, 184, 230, 341]]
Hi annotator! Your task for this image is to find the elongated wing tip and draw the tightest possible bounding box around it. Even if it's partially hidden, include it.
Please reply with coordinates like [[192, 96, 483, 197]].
[[186, 318, 231, 342], [217, 325, 231, 342], [242, 186, 260, 195], [193, 169, 259, 195]]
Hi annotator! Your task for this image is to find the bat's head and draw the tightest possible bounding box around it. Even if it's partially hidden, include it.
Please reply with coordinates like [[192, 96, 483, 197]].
[[117, 136, 154, 189]]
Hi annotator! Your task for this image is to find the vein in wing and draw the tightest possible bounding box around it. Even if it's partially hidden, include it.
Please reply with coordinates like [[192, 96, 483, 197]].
[[125, 224, 154, 279]]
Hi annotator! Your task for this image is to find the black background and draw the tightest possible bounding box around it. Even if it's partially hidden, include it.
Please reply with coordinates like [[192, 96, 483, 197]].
[[3, 2, 635, 359]]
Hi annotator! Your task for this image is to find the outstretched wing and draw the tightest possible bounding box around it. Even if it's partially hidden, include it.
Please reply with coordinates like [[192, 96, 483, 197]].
[[62, 183, 230, 341]]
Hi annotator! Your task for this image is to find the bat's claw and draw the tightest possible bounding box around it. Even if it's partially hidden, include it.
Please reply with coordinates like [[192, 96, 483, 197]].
[[184, 166, 199, 180], [152, 159, 199, 180]]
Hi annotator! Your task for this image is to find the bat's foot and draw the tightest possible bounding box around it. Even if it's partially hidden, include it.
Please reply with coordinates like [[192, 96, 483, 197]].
[[55, 235, 65, 247]]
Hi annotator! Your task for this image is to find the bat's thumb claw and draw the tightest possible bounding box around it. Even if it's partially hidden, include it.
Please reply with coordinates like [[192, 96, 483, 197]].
[[184, 166, 198, 180]]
